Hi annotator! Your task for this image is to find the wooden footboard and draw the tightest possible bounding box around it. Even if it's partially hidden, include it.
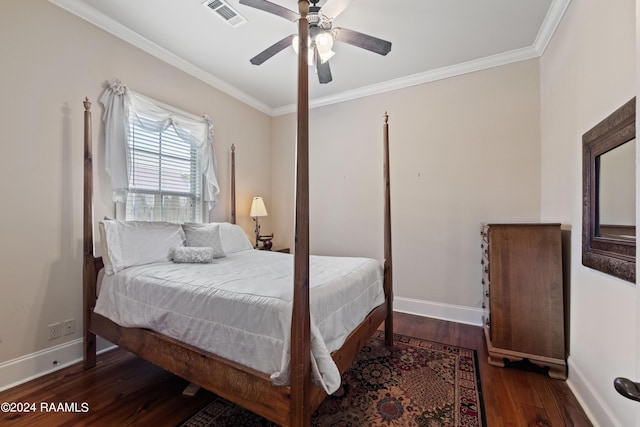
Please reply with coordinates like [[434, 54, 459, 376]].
[[85, 298, 388, 426], [89, 311, 294, 425]]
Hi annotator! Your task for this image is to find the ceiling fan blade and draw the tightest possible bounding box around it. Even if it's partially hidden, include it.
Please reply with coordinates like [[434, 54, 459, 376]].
[[333, 27, 392, 56], [239, 0, 299, 21], [320, 0, 353, 19], [250, 34, 296, 65], [315, 47, 333, 84]]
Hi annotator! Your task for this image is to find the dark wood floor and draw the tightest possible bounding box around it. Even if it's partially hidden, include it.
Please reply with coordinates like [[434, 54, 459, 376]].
[[0, 312, 592, 426]]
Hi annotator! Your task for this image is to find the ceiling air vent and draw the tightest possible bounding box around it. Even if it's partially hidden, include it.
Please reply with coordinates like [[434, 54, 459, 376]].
[[202, 0, 247, 28]]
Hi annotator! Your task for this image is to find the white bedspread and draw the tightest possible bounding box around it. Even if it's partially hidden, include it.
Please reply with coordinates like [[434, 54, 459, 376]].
[[94, 249, 385, 394]]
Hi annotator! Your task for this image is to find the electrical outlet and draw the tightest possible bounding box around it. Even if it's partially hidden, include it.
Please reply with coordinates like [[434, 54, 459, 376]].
[[62, 319, 76, 336], [48, 323, 61, 340]]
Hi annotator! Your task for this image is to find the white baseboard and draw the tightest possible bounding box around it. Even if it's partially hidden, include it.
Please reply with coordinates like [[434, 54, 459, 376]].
[[393, 296, 484, 326], [566, 357, 620, 427], [0, 338, 115, 392]]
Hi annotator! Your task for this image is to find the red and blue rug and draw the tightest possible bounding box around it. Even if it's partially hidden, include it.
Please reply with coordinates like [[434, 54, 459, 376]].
[[180, 331, 485, 426]]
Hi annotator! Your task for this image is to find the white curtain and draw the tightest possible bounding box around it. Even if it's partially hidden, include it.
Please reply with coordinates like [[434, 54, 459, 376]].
[[99, 79, 220, 208]]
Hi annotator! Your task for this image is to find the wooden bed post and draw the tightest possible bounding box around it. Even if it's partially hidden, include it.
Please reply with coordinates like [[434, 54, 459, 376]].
[[383, 112, 394, 346], [231, 144, 236, 225], [291, 0, 311, 426], [83, 98, 97, 369]]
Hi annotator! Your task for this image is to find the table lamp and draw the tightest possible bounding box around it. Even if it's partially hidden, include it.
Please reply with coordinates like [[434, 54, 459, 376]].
[[250, 196, 268, 248]]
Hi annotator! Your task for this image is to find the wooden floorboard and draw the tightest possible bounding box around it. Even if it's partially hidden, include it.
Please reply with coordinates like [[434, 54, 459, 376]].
[[0, 312, 593, 426]]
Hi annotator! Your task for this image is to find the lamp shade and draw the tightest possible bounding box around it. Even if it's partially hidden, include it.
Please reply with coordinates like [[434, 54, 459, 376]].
[[250, 196, 268, 217], [292, 35, 315, 66], [315, 32, 334, 53]]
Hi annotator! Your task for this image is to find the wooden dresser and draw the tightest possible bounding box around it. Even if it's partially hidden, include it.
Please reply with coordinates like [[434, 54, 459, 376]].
[[481, 223, 566, 379]]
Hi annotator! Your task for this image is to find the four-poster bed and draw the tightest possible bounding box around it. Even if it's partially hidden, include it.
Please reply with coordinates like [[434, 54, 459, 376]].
[[82, 2, 393, 426]]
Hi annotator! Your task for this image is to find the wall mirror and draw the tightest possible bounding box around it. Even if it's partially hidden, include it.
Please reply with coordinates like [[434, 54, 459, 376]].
[[582, 97, 636, 283]]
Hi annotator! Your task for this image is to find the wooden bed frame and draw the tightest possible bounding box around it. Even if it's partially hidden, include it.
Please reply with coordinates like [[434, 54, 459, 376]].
[[82, 2, 393, 425]]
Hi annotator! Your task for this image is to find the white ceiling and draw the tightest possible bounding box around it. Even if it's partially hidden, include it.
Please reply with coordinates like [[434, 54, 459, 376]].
[[51, 0, 569, 116]]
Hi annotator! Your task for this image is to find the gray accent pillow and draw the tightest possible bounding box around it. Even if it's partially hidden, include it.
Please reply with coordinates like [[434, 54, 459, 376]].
[[172, 247, 215, 264], [182, 223, 226, 258]]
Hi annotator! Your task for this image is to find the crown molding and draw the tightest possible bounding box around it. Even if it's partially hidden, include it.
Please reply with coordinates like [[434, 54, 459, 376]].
[[533, 0, 572, 55], [48, 0, 273, 115], [50, 0, 571, 118], [272, 45, 542, 116]]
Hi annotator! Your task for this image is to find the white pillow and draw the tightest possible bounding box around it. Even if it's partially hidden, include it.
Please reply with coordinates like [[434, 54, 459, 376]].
[[182, 223, 225, 258], [220, 223, 253, 253], [98, 221, 114, 275], [101, 220, 186, 274], [183, 222, 253, 254]]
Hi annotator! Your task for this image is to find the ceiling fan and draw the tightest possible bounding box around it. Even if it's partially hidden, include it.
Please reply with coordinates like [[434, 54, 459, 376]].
[[238, 0, 392, 84]]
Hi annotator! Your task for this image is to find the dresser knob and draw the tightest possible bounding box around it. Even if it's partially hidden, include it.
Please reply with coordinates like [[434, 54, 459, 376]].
[[485, 291, 489, 297], [481, 259, 484, 265]]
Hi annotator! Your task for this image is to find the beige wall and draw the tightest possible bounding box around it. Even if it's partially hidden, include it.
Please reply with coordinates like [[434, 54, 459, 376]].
[[272, 58, 542, 311], [0, 0, 271, 365], [540, 0, 636, 425]]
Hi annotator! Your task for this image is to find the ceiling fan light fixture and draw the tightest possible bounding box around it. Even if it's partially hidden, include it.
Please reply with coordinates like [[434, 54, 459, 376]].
[[291, 35, 309, 53], [319, 49, 335, 63], [315, 31, 334, 53], [241, 0, 391, 84], [292, 35, 314, 66]]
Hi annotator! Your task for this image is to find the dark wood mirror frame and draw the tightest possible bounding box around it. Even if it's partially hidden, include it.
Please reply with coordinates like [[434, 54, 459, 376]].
[[582, 97, 636, 283]]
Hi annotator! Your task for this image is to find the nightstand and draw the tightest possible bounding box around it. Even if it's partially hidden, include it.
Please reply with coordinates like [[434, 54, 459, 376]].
[[256, 247, 290, 253]]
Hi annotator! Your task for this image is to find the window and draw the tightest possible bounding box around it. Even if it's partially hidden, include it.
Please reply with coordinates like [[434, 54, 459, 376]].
[[101, 80, 219, 218], [125, 117, 202, 223]]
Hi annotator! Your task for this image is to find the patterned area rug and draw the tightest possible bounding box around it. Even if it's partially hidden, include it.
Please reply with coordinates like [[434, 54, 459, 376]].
[[178, 331, 485, 426]]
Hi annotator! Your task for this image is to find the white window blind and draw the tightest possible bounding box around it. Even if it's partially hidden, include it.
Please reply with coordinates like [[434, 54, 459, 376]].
[[125, 117, 202, 223]]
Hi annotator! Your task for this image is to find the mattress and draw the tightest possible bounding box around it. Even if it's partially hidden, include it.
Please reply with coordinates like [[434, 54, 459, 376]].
[[93, 249, 385, 393]]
